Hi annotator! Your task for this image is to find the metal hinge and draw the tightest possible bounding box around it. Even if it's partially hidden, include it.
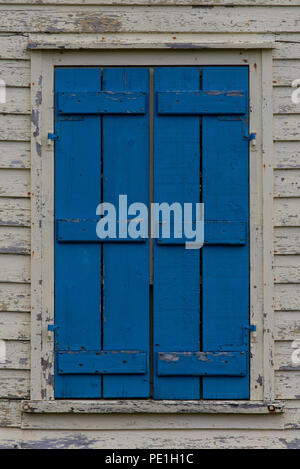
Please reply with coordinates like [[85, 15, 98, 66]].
[[47, 324, 58, 341]]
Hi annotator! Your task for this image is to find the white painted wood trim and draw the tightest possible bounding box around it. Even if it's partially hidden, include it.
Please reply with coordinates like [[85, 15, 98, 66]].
[[30, 46, 273, 406], [21, 400, 284, 415]]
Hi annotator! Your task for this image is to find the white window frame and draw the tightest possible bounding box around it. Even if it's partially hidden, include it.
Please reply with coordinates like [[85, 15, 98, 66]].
[[26, 36, 280, 414]]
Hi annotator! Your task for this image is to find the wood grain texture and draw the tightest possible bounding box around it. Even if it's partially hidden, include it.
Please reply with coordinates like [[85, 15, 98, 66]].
[[275, 311, 300, 340], [0, 198, 30, 227], [275, 255, 300, 283], [273, 88, 300, 114], [0, 227, 30, 255], [0, 283, 30, 312], [0, 87, 30, 115], [276, 341, 300, 371], [0, 400, 21, 428], [276, 371, 300, 399], [275, 284, 300, 311], [0, 340, 30, 370], [274, 198, 300, 227], [2, 0, 300, 4], [275, 142, 300, 169], [274, 170, 300, 197], [0, 34, 28, 60], [0, 254, 30, 283], [273, 60, 300, 86], [0, 312, 30, 340], [0, 7, 299, 34], [0, 115, 30, 142], [275, 228, 300, 255], [0, 60, 30, 87], [0, 370, 29, 398], [0, 142, 30, 169], [274, 116, 300, 141]]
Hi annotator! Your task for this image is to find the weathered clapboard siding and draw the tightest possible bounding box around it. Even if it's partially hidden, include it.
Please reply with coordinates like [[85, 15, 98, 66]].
[[275, 256, 300, 283], [275, 228, 300, 255], [0, 198, 31, 227], [0, 227, 30, 255], [0, 340, 30, 370], [1, 7, 300, 34], [275, 142, 300, 169], [0, 1, 298, 449], [0, 312, 30, 340], [276, 371, 300, 400], [0, 370, 29, 399], [275, 312, 300, 341], [0, 60, 30, 87], [0, 115, 30, 142], [0, 142, 31, 169], [275, 284, 300, 311], [0, 170, 30, 198], [0, 255, 30, 283]]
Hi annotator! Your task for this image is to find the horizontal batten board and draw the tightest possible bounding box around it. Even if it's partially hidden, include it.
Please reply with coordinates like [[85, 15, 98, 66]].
[[0, 142, 30, 169], [0, 115, 30, 142], [273, 60, 300, 86], [0, 369, 29, 399], [0, 34, 28, 60], [0, 312, 30, 340], [0, 254, 30, 283], [0, 400, 21, 428], [274, 34, 300, 59], [274, 170, 300, 197], [28, 32, 275, 50], [274, 228, 300, 255], [0, 7, 300, 33], [0, 283, 30, 312], [275, 284, 300, 311], [0, 198, 31, 227], [274, 142, 300, 169], [275, 341, 300, 371], [58, 351, 147, 375], [0, 340, 30, 370], [274, 255, 300, 283], [275, 311, 300, 341], [274, 116, 300, 141], [0, 87, 30, 115], [0, 226, 30, 255], [276, 371, 300, 399], [0, 169, 30, 198], [273, 88, 300, 114], [274, 198, 300, 227], [0, 60, 30, 87]]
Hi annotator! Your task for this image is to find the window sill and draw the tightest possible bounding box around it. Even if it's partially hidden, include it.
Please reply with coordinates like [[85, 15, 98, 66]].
[[22, 400, 284, 415]]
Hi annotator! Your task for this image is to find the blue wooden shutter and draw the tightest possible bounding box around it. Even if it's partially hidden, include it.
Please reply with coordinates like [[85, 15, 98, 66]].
[[154, 66, 250, 399], [54, 68, 150, 398], [202, 67, 250, 399]]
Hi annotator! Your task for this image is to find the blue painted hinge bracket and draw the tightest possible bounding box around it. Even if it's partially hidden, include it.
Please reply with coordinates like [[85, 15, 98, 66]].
[[47, 132, 59, 142]]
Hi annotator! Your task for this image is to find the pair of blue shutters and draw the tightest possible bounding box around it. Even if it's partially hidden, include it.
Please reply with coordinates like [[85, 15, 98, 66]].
[[54, 66, 250, 399]]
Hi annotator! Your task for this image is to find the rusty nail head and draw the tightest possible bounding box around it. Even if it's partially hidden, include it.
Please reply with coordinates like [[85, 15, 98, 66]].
[[268, 404, 276, 412]]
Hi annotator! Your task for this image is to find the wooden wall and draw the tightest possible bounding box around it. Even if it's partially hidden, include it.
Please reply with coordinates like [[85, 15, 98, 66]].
[[0, 1, 300, 448]]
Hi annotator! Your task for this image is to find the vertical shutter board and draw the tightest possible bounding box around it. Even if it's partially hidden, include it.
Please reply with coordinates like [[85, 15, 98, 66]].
[[202, 67, 250, 399], [102, 68, 150, 398], [153, 67, 201, 399], [54, 68, 102, 398]]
